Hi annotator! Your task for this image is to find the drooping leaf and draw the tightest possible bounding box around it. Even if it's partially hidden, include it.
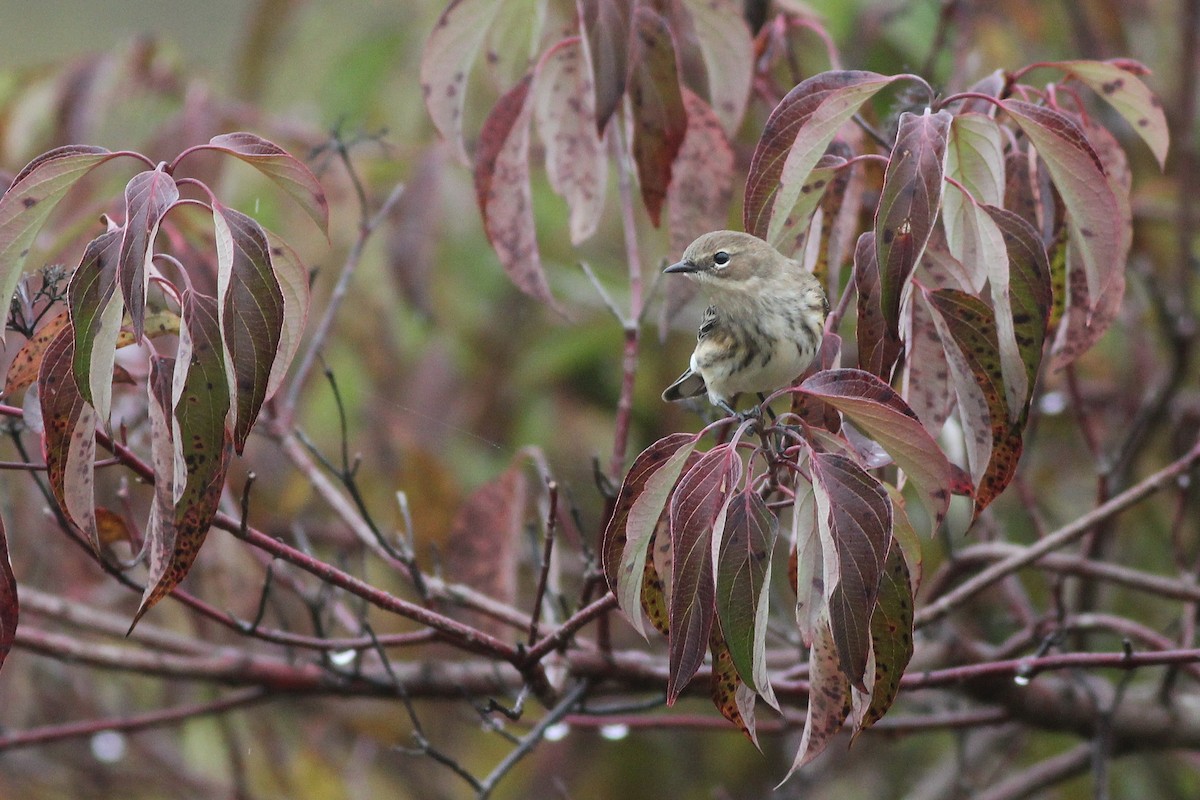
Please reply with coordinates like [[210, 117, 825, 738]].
[[0, 512, 14, 675], [577, 0, 633, 133], [772, 155, 847, 258], [810, 139, 858, 284], [745, 71, 901, 244], [601, 433, 698, 638], [141, 355, 181, 617], [681, 0, 753, 136], [884, 484, 923, 594], [1052, 59, 1169, 168], [37, 325, 99, 549], [133, 292, 232, 628], [3, 311, 70, 401], [809, 450, 891, 691], [262, 231, 312, 401], [901, 251, 958, 436], [68, 228, 124, 420], [667, 88, 734, 258], [206, 133, 329, 235], [640, 517, 672, 636], [421, 0, 506, 164], [213, 203, 284, 454], [942, 113, 1005, 264], [628, 6, 688, 227], [875, 109, 952, 335], [667, 443, 741, 703], [1000, 100, 1123, 299], [474, 74, 558, 308], [853, 233, 901, 380], [800, 369, 957, 533], [116, 167, 179, 340], [783, 615, 851, 780], [853, 538, 914, 734], [924, 289, 1021, 518], [716, 488, 778, 707], [710, 629, 759, 747], [533, 37, 607, 245], [0, 146, 116, 341]]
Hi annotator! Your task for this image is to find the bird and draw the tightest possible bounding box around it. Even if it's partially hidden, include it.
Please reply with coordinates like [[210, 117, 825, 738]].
[[661, 230, 829, 417]]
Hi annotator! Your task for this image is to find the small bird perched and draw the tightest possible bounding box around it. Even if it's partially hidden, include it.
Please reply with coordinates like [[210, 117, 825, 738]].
[[661, 230, 829, 416]]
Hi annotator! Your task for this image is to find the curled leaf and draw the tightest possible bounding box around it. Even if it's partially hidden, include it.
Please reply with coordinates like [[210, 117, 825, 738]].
[[207, 132, 329, 235]]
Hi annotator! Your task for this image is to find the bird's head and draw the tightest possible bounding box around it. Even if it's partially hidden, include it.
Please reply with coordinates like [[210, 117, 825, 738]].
[[663, 230, 786, 288]]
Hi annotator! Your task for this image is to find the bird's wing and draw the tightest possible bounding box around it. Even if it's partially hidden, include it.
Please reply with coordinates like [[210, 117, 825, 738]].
[[662, 368, 707, 402], [697, 305, 718, 340]]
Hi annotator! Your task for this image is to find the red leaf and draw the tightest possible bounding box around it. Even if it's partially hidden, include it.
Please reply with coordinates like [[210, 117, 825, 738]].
[[68, 227, 124, 420], [783, 616, 851, 779], [800, 369, 957, 533], [213, 203, 284, 453], [1000, 100, 1124, 300], [874, 109, 952, 335], [577, 0, 633, 134], [3, 311, 70, 402], [533, 37, 608, 245], [667, 88, 734, 259], [853, 233, 901, 380], [667, 444, 741, 703], [810, 451, 891, 690], [133, 292, 232, 628], [628, 7, 688, 227], [421, 0, 505, 164], [38, 324, 99, 549], [206, 133, 329, 235], [0, 145, 116, 342], [601, 433, 699, 638], [117, 167, 179, 339], [0, 513, 16, 676], [745, 71, 900, 243], [474, 74, 557, 308]]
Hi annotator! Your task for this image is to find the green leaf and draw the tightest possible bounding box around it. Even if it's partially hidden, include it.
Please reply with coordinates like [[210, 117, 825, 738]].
[[854, 539, 914, 734], [709, 629, 759, 748], [640, 517, 672, 636], [0, 145, 116, 342], [745, 71, 901, 245], [132, 292, 231, 629], [262, 231, 312, 401], [601, 433, 698, 639], [667, 444, 740, 703], [37, 324, 99, 549], [68, 228, 124, 420], [942, 113, 1005, 270], [716, 488, 779, 707], [875, 109, 952, 335], [213, 203, 284, 454], [628, 6, 688, 227], [206, 133, 329, 236]]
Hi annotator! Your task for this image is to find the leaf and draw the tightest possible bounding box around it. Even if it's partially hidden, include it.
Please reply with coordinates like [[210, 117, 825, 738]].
[[924, 289, 1022, 518], [810, 451, 891, 691], [262, 232, 311, 401], [853, 539, 914, 734], [421, 0, 505, 164], [853, 233, 901, 380], [874, 109, 952, 335], [884, 484, 923, 594], [577, 0, 633, 133], [771, 155, 847, 257], [811, 138, 859, 283], [716, 488, 779, 707], [710, 629, 759, 747], [782, 616, 851, 780], [3, 311, 70, 401], [474, 74, 558, 308], [681, 0, 753, 136], [213, 203, 284, 454], [640, 517, 672, 636], [206, 133, 329, 235], [667, 444, 741, 703], [745, 71, 901, 244], [943, 114, 1005, 262], [68, 228, 124, 420], [628, 6, 688, 227], [446, 457, 527, 618], [38, 325, 99, 549], [667, 88, 734, 258], [901, 262, 956, 436], [800, 369, 957, 534], [1053, 59, 1169, 168], [533, 37, 607, 245], [117, 167, 179, 339], [1000, 100, 1123, 299], [791, 475, 826, 646], [133, 292, 232, 628], [601, 433, 698, 638], [0, 145, 116, 342], [0, 512, 16, 675]]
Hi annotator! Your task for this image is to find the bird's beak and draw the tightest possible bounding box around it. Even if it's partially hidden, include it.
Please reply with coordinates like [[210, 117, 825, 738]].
[[664, 260, 699, 274]]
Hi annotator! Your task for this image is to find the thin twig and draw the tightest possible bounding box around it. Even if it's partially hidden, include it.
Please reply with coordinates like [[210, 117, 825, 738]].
[[528, 481, 560, 646]]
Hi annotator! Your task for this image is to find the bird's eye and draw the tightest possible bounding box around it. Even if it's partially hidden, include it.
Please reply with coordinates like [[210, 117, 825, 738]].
[[713, 251, 730, 266]]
